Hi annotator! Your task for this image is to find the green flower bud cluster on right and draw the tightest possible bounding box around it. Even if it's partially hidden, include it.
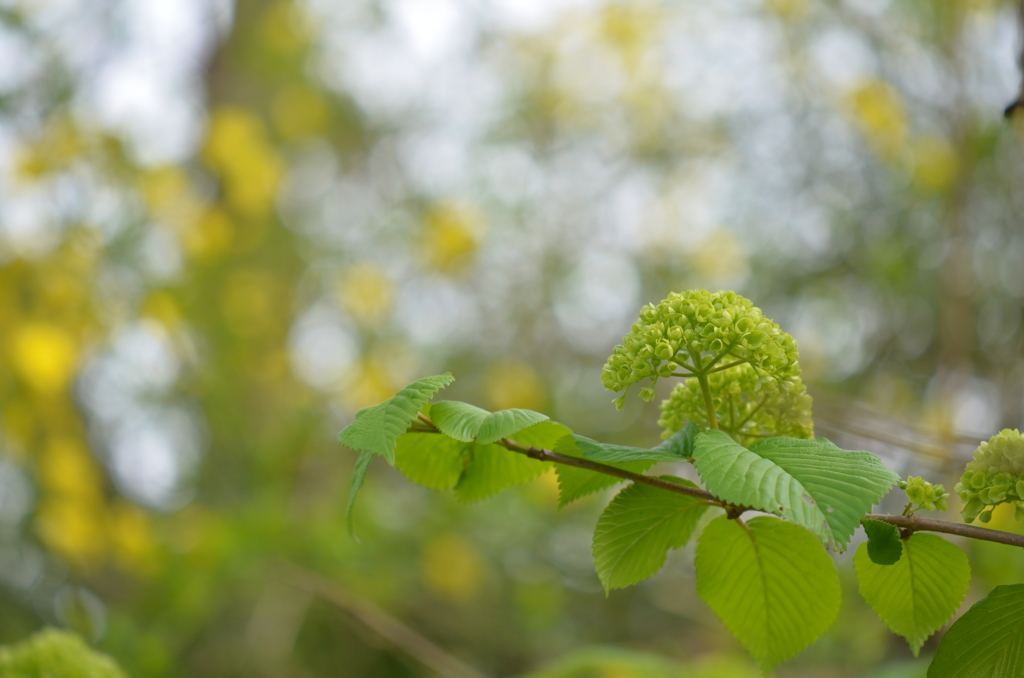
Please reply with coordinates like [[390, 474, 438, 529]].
[[955, 429, 1024, 523], [658, 363, 814, 446], [602, 289, 801, 409], [899, 476, 949, 513]]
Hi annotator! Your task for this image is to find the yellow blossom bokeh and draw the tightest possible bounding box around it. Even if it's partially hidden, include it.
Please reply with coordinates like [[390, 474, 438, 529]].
[[421, 534, 486, 602], [10, 323, 79, 396]]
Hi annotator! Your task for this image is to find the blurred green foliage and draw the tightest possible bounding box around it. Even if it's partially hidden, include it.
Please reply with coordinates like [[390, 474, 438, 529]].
[[0, 629, 126, 678], [0, 0, 1022, 675]]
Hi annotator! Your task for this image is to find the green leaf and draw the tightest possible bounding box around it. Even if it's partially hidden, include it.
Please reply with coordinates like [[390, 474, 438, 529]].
[[928, 584, 1024, 678], [509, 420, 573, 450], [454, 443, 549, 503], [394, 432, 468, 490], [429, 401, 490, 442], [553, 436, 655, 508], [477, 408, 550, 444], [660, 422, 700, 457], [569, 425, 697, 464], [692, 431, 899, 550], [695, 516, 841, 674], [338, 373, 454, 464], [346, 451, 374, 537], [396, 434, 546, 502], [452, 421, 567, 502], [550, 425, 695, 507], [855, 533, 970, 656], [430, 400, 549, 445], [394, 415, 573, 502], [397, 420, 568, 503], [592, 477, 708, 591], [862, 518, 903, 565]]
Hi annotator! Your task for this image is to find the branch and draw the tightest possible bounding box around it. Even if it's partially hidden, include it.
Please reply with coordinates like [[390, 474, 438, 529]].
[[408, 418, 1024, 549], [866, 513, 1024, 548], [282, 562, 492, 678], [504, 440, 1024, 548], [707, 357, 748, 374], [413, 415, 716, 502], [498, 437, 721, 504], [702, 340, 741, 372]]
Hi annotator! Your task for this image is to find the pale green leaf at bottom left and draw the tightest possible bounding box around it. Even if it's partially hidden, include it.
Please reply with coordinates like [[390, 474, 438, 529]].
[[0, 628, 127, 678], [695, 515, 841, 675]]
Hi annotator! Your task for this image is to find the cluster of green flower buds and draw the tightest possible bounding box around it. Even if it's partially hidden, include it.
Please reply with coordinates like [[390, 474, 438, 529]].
[[658, 363, 814, 445], [602, 290, 801, 409], [900, 476, 949, 513], [955, 429, 1024, 523]]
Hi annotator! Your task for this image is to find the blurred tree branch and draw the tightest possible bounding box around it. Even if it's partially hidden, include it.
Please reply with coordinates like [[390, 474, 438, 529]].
[[282, 563, 492, 678], [413, 423, 1024, 549]]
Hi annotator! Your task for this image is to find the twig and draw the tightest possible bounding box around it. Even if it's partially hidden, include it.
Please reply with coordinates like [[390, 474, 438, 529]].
[[499, 437, 721, 504], [282, 563, 492, 678], [408, 418, 1024, 548], [865, 513, 1024, 548], [707, 357, 749, 374], [500, 438, 1024, 548], [504, 438, 1024, 547]]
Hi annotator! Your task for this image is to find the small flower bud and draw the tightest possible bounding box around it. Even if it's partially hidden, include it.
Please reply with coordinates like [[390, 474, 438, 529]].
[[962, 497, 985, 522], [655, 342, 674, 361]]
